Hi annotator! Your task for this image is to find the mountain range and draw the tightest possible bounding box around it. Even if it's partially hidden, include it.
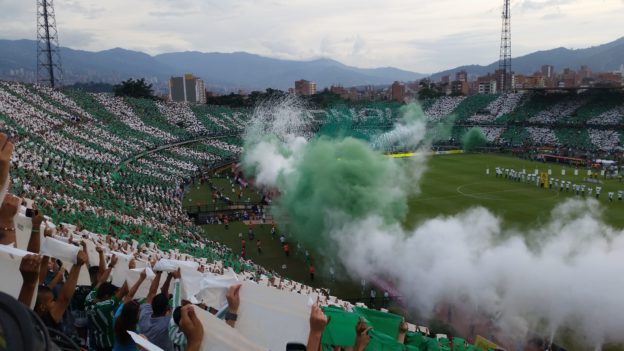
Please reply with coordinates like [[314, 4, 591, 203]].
[[430, 37, 624, 81], [1, 37, 623, 92]]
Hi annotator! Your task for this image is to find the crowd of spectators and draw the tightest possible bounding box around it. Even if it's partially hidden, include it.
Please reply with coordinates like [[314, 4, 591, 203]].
[[2, 81, 467, 351], [528, 98, 587, 125], [2, 81, 622, 350], [588, 105, 624, 125], [424, 97, 466, 122]]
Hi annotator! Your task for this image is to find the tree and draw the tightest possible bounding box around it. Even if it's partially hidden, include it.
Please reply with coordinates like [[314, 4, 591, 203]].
[[113, 78, 154, 99]]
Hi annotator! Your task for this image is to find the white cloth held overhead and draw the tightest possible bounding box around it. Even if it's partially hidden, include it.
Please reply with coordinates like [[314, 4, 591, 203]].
[[41, 237, 79, 264], [191, 305, 266, 351], [153, 258, 198, 272], [234, 281, 315, 351], [127, 331, 164, 351]]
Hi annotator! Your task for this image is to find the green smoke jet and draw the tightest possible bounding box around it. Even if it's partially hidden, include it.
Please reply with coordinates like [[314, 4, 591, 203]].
[[241, 100, 450, 257], [461, 127, 486, 152], [272, 136, 409, 253]]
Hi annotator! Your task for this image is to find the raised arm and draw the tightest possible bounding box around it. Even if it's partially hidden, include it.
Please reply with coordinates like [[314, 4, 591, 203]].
[[0, 133, 13, 189], [146, 271, 163, 304], [18, 254, 42, 306], [160, 270, 174, 295], [114, 281, 129, 301], [397, 319, 408, 344], [95, 254, 117, 289], [26, 206, 44, 253], [179, 305, 203, 351], [38, 256, 49, 285], [0, 194, 20, 246], [354, 319, 372, 351], [96, 245, 106, 279], [225, 284, 241, 328], [124, 269, 147, 302], [307, 304, 328, 351], [49, 248, 88, 322], [47, 263, 66, 289]]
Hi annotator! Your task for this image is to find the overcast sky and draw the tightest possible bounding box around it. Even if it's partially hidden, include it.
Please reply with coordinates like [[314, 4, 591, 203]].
[[3, 0, 623, 73]]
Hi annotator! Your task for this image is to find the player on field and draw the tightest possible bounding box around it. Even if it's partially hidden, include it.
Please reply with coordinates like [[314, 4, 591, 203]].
[[618, 190, 623, 201], [596, 186, 602, 199], [609, 192, 614, 202]]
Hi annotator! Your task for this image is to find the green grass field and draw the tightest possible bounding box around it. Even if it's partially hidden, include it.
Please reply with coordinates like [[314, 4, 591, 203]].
[[408, 153, 624, 231], [185, 153, 624, 302]]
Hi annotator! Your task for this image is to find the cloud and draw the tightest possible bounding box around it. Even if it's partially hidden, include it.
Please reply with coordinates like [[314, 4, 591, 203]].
[[517, 0, 576, 11], [1, 0, 623, 73]]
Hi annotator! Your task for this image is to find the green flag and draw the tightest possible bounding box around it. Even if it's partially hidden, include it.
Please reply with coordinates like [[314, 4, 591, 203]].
[[365, 329, 405, 351], [355, 307, 403, 339], [321, 307, 359, 348]]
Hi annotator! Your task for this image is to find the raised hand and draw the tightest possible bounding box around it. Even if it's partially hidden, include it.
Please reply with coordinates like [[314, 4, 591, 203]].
[[76, 247, 88, 266], [19, 254, 42, 284], [226, 284, 241, 312], [0, 133, 14, 191], [179, 305, 203, 351], [0, 194, 20, 222], [309, 304, 328, 334], [109, 254, 118, 268], [354, 319, 372, 351], [31, 204, 44, 230]]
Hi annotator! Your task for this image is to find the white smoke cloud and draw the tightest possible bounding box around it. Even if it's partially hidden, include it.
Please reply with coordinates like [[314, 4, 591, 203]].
[[242, 98, 624, 348], [242, 96, 312, 187], [332, 199, 624, 348]]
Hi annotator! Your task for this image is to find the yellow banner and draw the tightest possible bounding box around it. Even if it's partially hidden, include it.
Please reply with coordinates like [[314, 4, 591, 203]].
[[385, 150, 464, 158], [474, 335, 501, 351]]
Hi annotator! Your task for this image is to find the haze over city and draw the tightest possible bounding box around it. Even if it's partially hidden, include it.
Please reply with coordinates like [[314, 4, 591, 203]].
[[2, 0, 624, 72]]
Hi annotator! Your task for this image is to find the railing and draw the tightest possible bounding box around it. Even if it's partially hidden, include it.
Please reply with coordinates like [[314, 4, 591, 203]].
[[116, 132, 242, 170], [184, 201, 264, 214]]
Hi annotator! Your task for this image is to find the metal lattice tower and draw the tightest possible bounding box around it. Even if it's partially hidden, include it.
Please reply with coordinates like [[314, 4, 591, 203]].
[[498, 0, 512, 93], [37, 0, 63, 87]]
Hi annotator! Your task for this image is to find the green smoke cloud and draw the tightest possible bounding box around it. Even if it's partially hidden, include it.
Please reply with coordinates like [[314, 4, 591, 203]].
[[241, 99, 443, 256], [461, 127, 487, 152], [271, 136, 408, 253]]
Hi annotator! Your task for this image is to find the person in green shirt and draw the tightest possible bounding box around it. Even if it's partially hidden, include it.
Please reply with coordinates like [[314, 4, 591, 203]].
[[84, 255, 129, 351]]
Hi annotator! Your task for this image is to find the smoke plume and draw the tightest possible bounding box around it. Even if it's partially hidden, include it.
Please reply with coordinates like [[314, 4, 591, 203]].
[[241, 98, 623, 348]]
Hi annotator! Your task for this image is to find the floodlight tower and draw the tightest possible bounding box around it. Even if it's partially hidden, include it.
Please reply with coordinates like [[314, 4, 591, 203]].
[[498, 0, 512, 93], [37, 0, 63, 87]]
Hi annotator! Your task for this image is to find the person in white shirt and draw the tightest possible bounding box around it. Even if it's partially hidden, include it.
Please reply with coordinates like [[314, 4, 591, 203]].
[[618, 190, 623, 201], [608, 191, 614, 202]]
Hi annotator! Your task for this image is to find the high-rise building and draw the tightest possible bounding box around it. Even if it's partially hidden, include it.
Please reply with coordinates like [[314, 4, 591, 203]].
[[541, 65, 554, 79], [477, 74, 498, 94], [294, 79, 317, 96], [169, 74, 207, 103], [390, 81, 406, 102], [451, 81, 469, 96], [455, 70, 468, 83]]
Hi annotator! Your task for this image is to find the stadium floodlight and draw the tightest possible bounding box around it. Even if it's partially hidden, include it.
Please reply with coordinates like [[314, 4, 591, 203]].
[[36, 0, 64, 88], [498, 0, 512, 93]]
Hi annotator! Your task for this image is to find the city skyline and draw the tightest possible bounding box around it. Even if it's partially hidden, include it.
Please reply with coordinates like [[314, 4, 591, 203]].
[[2, 0, 624, 73]]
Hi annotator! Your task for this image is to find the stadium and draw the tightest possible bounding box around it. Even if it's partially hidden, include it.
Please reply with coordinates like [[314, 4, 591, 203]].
[[1, 79, 624, 350], [2, 0, 624, 350]]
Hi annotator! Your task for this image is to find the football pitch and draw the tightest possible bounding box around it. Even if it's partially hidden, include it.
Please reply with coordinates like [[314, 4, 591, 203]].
[[408, 153, 624, 230], [187, 153, 624, 300]]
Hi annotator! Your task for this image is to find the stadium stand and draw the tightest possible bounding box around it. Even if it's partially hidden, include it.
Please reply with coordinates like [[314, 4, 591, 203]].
[[424, 96, 465, 122], [1, 81, 623, 350], [451, 94, 497, 122], [4, 81, 476, 351]]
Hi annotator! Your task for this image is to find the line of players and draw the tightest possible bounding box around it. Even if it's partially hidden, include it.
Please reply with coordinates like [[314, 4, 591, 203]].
[[494, 167, 623, 202]]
